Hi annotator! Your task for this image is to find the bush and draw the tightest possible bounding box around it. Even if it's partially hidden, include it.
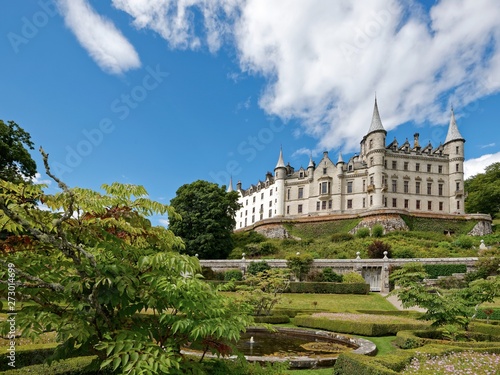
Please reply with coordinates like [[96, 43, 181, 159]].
[[246, 261, 271, 275], [367, 240, 392, 259], [224, 269, 243, 281], [252, 315, 290, 324], [320, 267, 343, 282], [286, 282, 369, 294], [201, 266, 224, 280], [372, 224, 385, 238], [355, 227, 370, 238], [331, 233, 354, 242], [286, 254, 314, 281], [342, 272, 366, 284], [423, 264, 467, 279], [453, 235, 474, 249], [392, 247, 416, 258]]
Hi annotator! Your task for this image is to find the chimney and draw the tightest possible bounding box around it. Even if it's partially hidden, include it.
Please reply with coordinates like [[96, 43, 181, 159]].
[[413, 133, 420, 149]]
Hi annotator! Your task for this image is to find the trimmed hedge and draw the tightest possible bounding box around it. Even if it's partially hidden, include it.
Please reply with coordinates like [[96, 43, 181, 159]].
[[286, 282, 369, 294], [356, 310, 424, 319], [423, 264, 467, 279], [333, 352, 400, 375], [292, 315, 429, 336], [395, 329, 500, 349], [0, 355, 109, 375], [475, 308, 500, 321], [252, 315, 290, 324]]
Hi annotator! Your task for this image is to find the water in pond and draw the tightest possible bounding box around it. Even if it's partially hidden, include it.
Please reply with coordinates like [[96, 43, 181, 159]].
[[236, 331, 355, 358]]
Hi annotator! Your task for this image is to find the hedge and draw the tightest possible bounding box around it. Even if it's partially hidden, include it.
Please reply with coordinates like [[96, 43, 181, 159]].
[[475, 308, 500, 321], [286, 282, 369, 294], [395, 329, 500, 350], [356, 310, 424, 319], [252, 315, 290, 324], [0, 356, 109, 375], [423, 264, 467, 279], [333, 352, 400, 375], [292, 315, 429, 337], [0, 345, 56, 371]]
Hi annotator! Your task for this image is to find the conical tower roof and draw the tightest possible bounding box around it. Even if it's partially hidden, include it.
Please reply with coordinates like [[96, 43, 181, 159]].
[[367, 98, 385, 134], [444, 108, 465, 144], [275, 147, 286, 169], [337, 152, 344, 164], [307, 154, 315, 168], [227, 176, 234, 192]]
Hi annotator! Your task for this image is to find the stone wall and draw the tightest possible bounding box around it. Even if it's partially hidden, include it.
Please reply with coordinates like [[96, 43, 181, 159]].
[[468, 220, 493, 236], [349, 214, 409, 235]]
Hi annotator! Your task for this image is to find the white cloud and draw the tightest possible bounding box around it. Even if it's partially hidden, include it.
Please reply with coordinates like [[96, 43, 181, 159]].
[[158, 218, 170, 227], [112, 0, 500, 152], [464, 152, 500, 179], [57, 0, 141, 74], [31, 172, 52, 185]]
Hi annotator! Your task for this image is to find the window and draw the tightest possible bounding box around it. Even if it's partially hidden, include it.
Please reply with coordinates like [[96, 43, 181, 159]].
[[439, 202, 443, 211], [384, 197, 388, 207], [427, 183, 432, 195], [370, 157, 374, 166], [392, 198, 397, 208], [384, 159, 387, 168], [260, 213, 263, 220], [427, 164, 431, 173], [316, 201, 320, 211], [253, 196, 256, 203], [427, 201, 432, 211], [286, 206, 290, 214], [404, 162, 409, 171], [252, 215, 255, 223], [298, 187, 304, 199], [245, 218, 247, 226], [299, 171, 304, 178], [298, 204, 303, 213], [456, 146, 459, 154], [416, 200, 421, 209], [416, 181, 421, 194], [269, 201, 272, 207], [270, 189, 273, 196], [363, 180, 366, 192], [370, 176, 374, 185], [438, 165, 443, 174], [456, 182, 460, 191], [320, 181, 330, 194], [369, 139, 373, 149], [245, 210, 247, 216], [261, 192, 264, 199], [328, 200, 332, 209], [348, 164, 353, 171], [416, 163, 420, 172], [323, 167, 327, 174], [363, 198, 366, 208], [392, 180, 397, 193], [252, 207, 255, 213], [322, 201, 326, 210], [287, 189, 291, 200], [347, 199, 352, 209], [392, 160, 397, 169], [456, 163, 459, 172], [457, 200, 460, 210], [404, 180, 409, 193], [404, 199, 409, 209], [347, 181, 353, 193], [438, 184, 443, 196], [370, 196, 373, 206], [245, 199, 248, 206]]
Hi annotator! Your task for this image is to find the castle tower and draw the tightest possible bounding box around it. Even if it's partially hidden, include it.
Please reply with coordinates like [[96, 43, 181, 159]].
[[274, 147, 287, 217], [227, 176, 234, 192], [443, 108, 465, 213], [364, 98, 387, 208], [307, 154, 315, 181]]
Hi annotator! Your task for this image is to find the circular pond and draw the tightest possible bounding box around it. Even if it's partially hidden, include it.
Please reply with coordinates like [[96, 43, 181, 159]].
[[183, 327, 376, 368]]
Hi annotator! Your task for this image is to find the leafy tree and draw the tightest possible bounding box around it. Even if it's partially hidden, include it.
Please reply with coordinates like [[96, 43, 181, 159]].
[[286, 253, 313, 281], [0, 120, 37, 182], [169, 180, 241, 259], [367, 240, 392, 258], [0, 150, 252, 374], [246, 261, 271, 275], [390, 262, 500, 330], [465, 162, 500, 217]]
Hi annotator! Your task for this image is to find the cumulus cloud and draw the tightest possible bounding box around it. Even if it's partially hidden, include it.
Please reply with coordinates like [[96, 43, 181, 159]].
[[57, 0, 141, 74], [464, 152, 500, 179], [158, 218, 170, 227], [111, 0, 500, 152]]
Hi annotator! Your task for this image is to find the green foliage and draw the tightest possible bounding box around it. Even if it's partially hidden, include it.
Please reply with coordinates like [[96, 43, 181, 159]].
[[169, 180, 241, 259], [0, 119, 37, 182], [201, 266, 224, 280], [331, 233, 354, 242], [401, 215, 478, 235], [224, 269, 243, 281], [342, 272, 366, 284], [423, 264, 467, 279], [367, 240, 392, 259], [465, 162, 500, 217], [243, 241, 278, 257], [252, 315, 290, 324], [355, 227, 371, 238], [246, 261, 271, 275], [452, 235, 474, 249], [320, 267, 343, 282], [333, 352, 401, 375], [232, 230, 266, 248], [286, 253, 314, 281], [0, 161, 252, 375], [465, 250, 499, 282], [287, 282, 369, 294], [284, 219, 360, 239], [371, 224, 384, 238]]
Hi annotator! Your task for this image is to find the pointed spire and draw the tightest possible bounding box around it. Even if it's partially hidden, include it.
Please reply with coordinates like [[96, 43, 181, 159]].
[[307, 153, 315, 168], [444, 107, 464, 144], [368, 97, 385, 134], [275, 146, 286, 169], [337, 152, 344, 164], [227, 176, 234, 192]]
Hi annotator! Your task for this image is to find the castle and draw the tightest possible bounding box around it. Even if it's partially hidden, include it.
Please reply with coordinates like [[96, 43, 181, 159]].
[[230, 99, 466, 230]]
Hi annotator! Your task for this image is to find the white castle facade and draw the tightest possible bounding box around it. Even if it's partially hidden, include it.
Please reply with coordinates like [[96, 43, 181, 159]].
[[230, 100, 466, 230]]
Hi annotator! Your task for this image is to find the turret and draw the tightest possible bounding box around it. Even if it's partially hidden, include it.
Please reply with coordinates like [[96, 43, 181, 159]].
[[227, 176, 234, 192], [307, 154, 315, 181], [274, 147, 287, 216]]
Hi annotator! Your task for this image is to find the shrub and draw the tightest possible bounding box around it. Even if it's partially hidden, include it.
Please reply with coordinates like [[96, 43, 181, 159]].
[[392, 247, 416, 259], [453, 235, 474, 249], [423, 264, 467, 279], [367, 240, 392, 259], [342, 272, 366, 284], [286, 254, 314, 281], [287, 282, 369, 294], [260, 242, 278, 255], [224, 269, 243, 281], [252, 315, 290, 324], [246, 261, 271, 275], [372, 224, 385, 238], [356, 227, 370, 238], [201, 266, 224, 280], [321, 267, 343, 282], [331, 233, 354, 242]]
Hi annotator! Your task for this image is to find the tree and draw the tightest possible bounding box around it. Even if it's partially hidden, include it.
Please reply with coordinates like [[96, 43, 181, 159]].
[[286, 253, 313, 281], [0, 120, 37, 182], [0, 150, 252, 374], [169, 180, 241, 259], [390, 262, 500, 330], [465, 162, 500, 217]]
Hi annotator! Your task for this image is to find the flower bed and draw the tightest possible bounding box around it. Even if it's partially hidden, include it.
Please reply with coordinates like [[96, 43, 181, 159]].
[[401, 351, 500, 374]]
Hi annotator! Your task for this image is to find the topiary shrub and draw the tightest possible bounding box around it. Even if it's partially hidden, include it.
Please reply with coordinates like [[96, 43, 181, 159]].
[[367, 240, 392, 259], [224, 269, 243, 281], [321, 267, 343, 282], [371, 224, 385, 238], [452, 235, 474, 249], [342, 272, 366, 284], [246, 261, 271, 275], [355, 227, 370, 238]]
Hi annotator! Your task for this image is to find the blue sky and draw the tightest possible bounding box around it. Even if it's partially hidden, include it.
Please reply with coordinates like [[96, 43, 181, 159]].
[[1, 0, 500, 227]]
